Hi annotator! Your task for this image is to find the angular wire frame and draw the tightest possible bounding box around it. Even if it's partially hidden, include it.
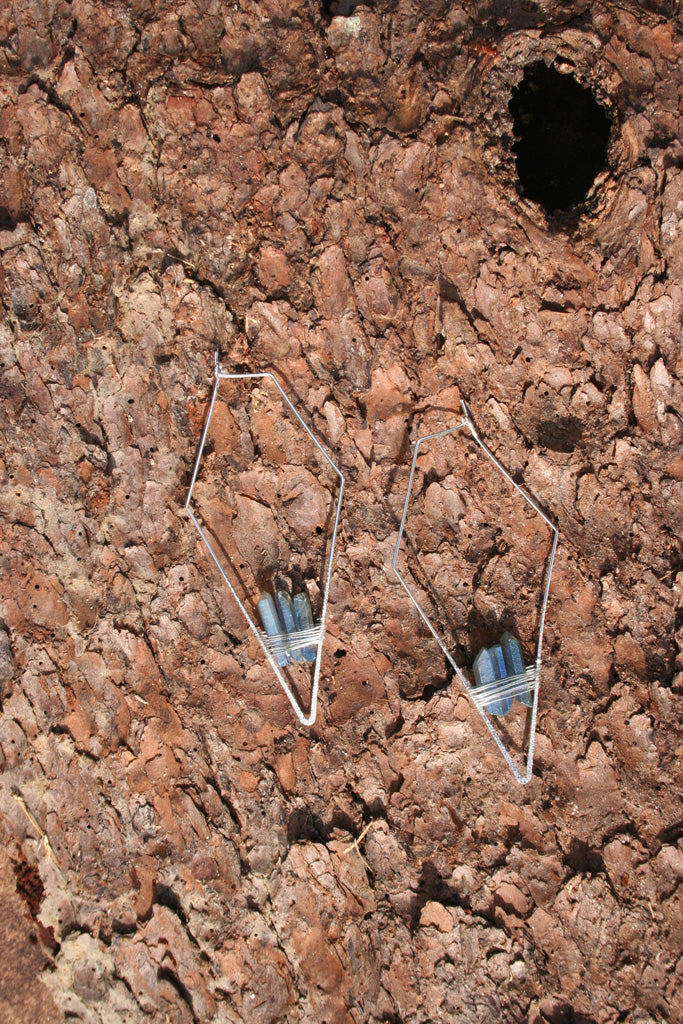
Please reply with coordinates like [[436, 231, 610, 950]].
[[185, 356, 345, 726], [391, 401, 559, 784]]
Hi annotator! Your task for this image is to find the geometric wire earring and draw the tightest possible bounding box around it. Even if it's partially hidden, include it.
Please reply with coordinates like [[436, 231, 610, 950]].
[[392, 400, 559, 784], [185, 354, 345, 726]]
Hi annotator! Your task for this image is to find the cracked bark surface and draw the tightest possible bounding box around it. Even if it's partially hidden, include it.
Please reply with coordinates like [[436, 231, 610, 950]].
[[1, 1, 683, 1022]]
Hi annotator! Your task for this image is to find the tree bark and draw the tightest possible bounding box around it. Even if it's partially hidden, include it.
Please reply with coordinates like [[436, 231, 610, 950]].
[[1, 2, 682, 1022]]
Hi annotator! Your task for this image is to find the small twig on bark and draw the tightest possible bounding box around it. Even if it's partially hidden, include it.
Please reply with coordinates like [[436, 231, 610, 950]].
[[12, 791, 66, 881], [343, 821, 374, 872]]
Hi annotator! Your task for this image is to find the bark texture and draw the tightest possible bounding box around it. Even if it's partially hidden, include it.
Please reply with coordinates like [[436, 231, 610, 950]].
[[1, 1, 682, 1022]]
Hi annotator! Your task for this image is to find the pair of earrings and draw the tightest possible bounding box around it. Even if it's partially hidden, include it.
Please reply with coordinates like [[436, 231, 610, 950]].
[[186, 358, 558, 784]]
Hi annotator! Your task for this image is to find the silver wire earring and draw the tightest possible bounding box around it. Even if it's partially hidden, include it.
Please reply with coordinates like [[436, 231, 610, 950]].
[[392, 401, 558, 784], [186, 355, 345, 726]]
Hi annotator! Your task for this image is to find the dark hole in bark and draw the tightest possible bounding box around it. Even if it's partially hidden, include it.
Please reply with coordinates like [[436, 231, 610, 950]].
[[321, 0, 364, 20], [509, 61, 610, 213]]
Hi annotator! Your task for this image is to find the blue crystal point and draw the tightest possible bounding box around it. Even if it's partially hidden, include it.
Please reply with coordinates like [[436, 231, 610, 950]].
[[472, 644, 512, 717], [275, 590, 303, 662], [490, 643, 507, 683], [293, 591, 317, 662], [257, 592, 290, 666], [501, 631, 532, 707]]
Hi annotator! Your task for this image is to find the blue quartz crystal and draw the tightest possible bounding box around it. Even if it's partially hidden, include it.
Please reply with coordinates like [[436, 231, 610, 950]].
[[257, 592, 290, 666], [472, 644, 513, 717], [275, 590, 303, 662], [501, 631, 531, 706], [490, 643, 507, 685], [473, 632, 532, 715], [293, 591, 317, 662]]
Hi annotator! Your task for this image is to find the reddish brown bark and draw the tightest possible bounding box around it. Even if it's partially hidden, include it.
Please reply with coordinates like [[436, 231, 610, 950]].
[[1, 2, 682, 1022]]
